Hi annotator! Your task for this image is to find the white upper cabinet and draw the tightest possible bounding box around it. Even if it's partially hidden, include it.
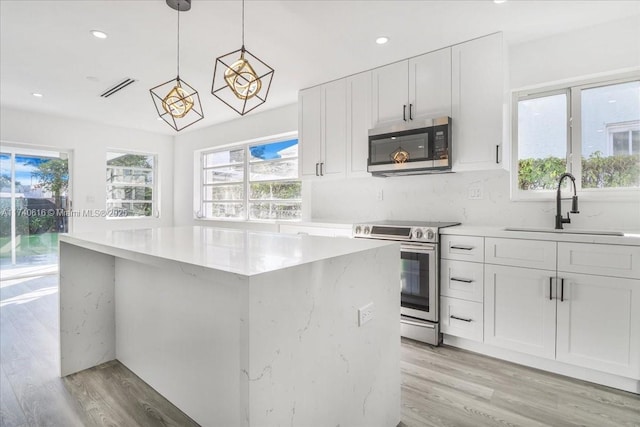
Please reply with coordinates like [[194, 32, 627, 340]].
[[299, 79, 347, 179], [299, 32, 508, 179], [346, 71, 373, 177], [323, 79, 348, 178], [372, 60, 409, 127], [452, 32, 508, 172], [372, 48, 452, 128], [409, 48, 452, 120], [299, 86, 322, 178]]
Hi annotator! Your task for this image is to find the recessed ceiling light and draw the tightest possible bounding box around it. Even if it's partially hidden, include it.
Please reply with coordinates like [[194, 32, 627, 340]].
[[91, 30, 108, 39], [494, 0, 507, 4], [376, 36, 389, 45], [32, 93, 43, 98], [608, 99, 617, 103]]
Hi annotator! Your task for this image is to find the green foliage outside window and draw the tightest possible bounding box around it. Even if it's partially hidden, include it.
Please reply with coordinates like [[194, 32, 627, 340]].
[[581, 152, 640, 188], [518, 157, 567, 190], [250, 181, 301, 200], [519, 152, 640, 190]]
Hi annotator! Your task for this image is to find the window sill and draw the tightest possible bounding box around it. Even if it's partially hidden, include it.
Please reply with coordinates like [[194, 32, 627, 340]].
[[194, 217, 302, 224], [511, 188, 640, 203]]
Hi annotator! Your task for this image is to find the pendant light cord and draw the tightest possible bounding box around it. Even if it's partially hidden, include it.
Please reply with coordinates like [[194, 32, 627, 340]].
[[176, 1, 181, 79], [241, 0, 245, 49]]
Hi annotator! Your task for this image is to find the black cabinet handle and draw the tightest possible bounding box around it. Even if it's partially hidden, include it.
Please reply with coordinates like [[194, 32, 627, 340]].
[[549, 277, 553, 300], [561, 278, 564, 302], [409, 103, 414, 120], [403, 105, 407, 121], [496, 145, 500, 164], [320, 162, 324, 176], [450, 315, 472, 323], [315, 163, 319, 176], [451, 245, 474, 251], [451, 277, 473, 283]]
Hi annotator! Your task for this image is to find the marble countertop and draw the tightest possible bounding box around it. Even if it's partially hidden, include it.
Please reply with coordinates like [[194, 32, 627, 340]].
[[59, 226, 398, 276], [278, 219, 355, 229], [441, 225, 640, 246]]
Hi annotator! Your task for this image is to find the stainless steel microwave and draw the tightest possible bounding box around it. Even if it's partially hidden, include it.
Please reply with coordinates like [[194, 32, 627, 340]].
[[367, 116, 451, 177]]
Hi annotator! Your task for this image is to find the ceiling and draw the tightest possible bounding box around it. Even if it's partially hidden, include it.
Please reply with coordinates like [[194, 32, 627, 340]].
[[1, 0, 639, 136]]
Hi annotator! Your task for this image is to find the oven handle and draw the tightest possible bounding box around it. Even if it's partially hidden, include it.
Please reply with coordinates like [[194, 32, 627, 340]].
[[401, 318, 436, 329], [400, 243, 436, 253]]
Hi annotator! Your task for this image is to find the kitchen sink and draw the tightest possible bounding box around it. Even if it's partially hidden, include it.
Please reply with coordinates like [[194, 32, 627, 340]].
[[503, 227, 625, 236]]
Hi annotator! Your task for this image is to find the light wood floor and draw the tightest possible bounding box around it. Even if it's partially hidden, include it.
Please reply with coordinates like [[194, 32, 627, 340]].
[[1, 275, 639, 427]]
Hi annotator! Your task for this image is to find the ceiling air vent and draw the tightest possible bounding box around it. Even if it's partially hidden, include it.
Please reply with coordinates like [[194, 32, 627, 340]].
[[100, 78, 136, 98]]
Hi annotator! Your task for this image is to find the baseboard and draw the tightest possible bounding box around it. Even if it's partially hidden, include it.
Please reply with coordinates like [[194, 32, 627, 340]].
[[443, 335, 640, 395]]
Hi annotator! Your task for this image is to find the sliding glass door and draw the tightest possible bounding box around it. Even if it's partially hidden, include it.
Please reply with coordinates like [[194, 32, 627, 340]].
[[0, 147, 70, 278]]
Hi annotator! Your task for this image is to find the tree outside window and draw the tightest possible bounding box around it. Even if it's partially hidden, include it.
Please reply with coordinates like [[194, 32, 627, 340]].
[[106, 152, 155, 218]]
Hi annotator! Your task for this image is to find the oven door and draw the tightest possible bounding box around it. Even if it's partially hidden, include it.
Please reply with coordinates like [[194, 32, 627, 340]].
[[400, 242, 437, 322]]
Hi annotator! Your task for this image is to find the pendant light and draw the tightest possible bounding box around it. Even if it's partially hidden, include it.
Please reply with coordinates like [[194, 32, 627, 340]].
[[211, 0, 274, 116], [150, 0, 204, 131]]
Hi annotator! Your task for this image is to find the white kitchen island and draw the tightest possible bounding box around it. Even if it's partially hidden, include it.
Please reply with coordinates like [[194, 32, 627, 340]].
[[59, 226, 401, 427]]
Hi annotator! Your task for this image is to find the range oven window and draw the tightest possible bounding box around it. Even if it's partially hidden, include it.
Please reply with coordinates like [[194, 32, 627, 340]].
[[400, 250, 431, 312]]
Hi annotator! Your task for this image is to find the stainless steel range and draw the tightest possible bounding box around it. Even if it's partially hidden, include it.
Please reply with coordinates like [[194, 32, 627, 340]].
[[353, 220, 460, 345]]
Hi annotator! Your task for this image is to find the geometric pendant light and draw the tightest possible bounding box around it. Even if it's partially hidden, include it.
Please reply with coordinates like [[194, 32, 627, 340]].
[[211, 0, 274, 116], [150, 0, 204, 131]]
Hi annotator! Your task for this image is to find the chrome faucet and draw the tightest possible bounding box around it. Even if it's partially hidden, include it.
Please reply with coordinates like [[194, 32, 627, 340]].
[[555, 172, 579, 230]]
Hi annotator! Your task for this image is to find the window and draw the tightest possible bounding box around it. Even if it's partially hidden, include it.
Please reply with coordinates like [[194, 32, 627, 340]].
[[106, 152, 155, 218], [607, 122, 639, 156], [200, 136, 301, 221], [514, 77, 640, 197]]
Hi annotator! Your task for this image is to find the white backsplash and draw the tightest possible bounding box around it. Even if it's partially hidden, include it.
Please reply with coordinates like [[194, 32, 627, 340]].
[[307, 170, 640, 232]]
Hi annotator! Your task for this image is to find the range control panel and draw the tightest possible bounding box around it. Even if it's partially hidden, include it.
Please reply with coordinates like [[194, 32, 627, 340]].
[[352, 224, 437, 243]]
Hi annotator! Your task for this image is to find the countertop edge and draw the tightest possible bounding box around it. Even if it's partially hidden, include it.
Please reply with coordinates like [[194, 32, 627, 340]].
[[59, 228, 399, 276], [440, 225, 640, 246]]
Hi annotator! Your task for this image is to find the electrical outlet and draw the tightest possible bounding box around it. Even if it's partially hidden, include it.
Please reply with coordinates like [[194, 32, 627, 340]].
[[376, 189, 384, 201], [468, 184, 483, 200], [358, 303, 374, 326]]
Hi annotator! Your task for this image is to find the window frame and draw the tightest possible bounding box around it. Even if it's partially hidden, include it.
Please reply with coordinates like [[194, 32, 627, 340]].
[[105, 150, 158, 219], [197, 132, 301, 222], [511, 73, 640, 201]]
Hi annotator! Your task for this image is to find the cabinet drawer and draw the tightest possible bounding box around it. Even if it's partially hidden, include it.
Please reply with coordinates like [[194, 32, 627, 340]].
[[440, 297, 483, 342], [558, 242, 640, 279], [440, 259, 483, 302], [485, 238, 556, 270], [441, 235, 484, 262]]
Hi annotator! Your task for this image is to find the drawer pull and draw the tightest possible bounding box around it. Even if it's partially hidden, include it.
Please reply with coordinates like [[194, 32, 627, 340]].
[[450, 315, 473, 323], [451, 245, 474, 251], [451, 277, 473, 283]]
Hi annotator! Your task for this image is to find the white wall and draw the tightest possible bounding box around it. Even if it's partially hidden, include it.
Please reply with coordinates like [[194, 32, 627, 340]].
[[8, 17, 637, 234], [308, 16, 640, 231], [172, 103, 298, 231], [0, 108, 174, 233]]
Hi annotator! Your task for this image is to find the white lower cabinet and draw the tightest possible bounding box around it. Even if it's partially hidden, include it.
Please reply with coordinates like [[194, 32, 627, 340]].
[[440, 235, 484, 342], [440, 296, 483, 341], [484, 264, 556, 359], [556, 272, 640, 379], [483, 237, 640, 382]]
